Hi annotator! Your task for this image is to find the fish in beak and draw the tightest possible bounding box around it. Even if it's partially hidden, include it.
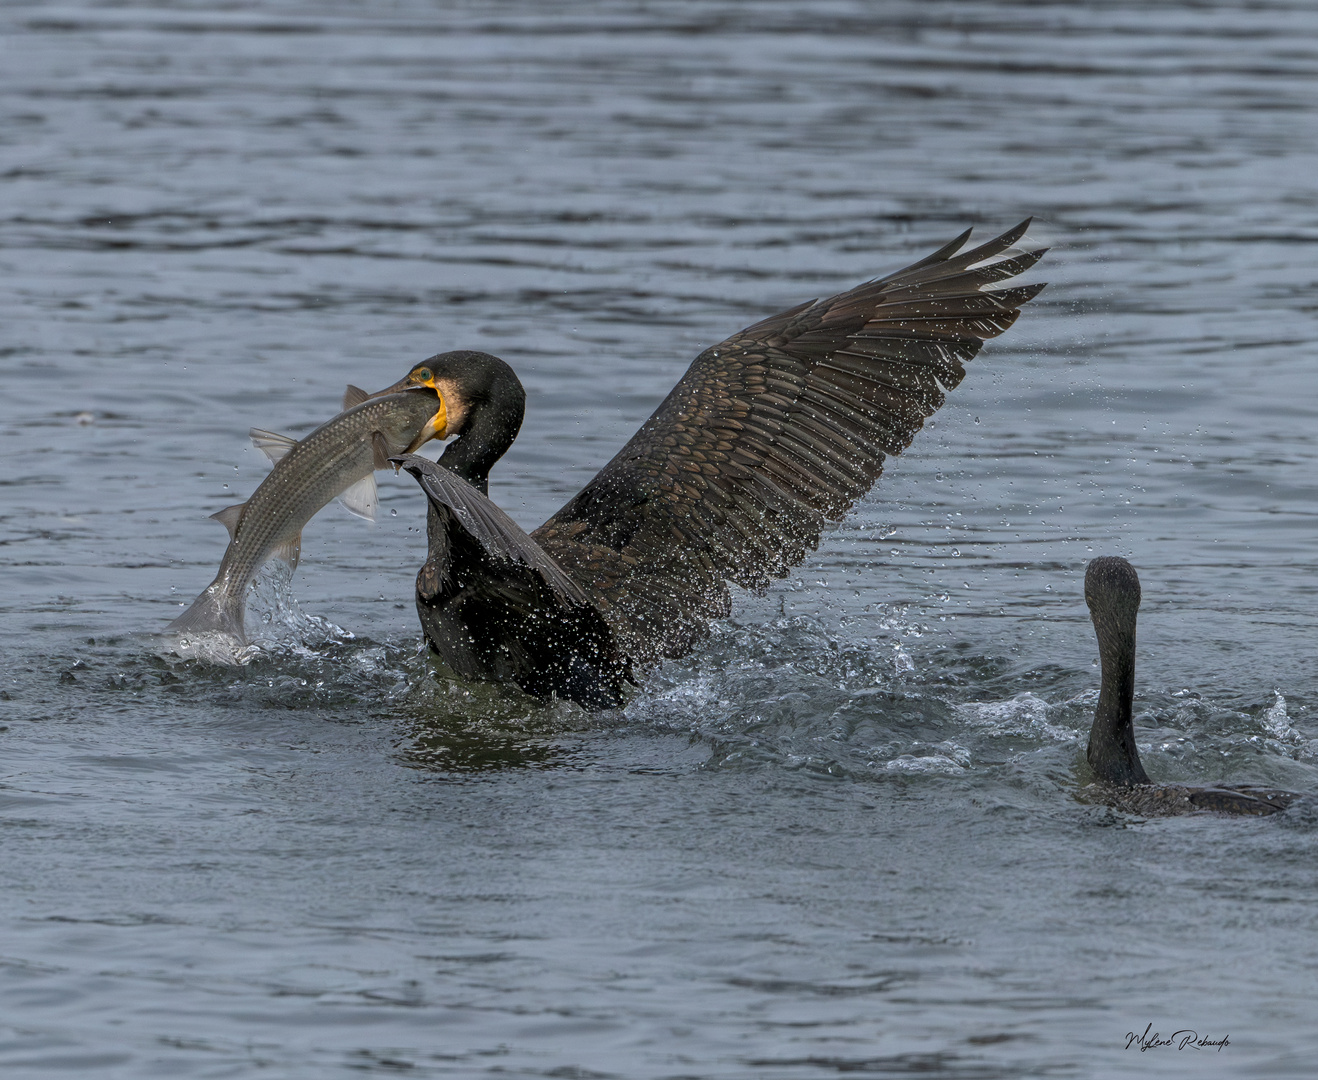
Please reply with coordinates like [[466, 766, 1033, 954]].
[[370, 362, 454, 458], [168, 386, 455, 645]]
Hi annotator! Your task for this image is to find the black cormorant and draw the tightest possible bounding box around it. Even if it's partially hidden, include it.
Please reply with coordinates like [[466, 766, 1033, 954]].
[[1083, 556, 1300, 815], [378, 222, 1048, 708]]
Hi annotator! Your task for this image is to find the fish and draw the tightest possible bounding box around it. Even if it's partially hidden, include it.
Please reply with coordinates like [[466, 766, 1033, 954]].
[[167, 385, 447, 643]]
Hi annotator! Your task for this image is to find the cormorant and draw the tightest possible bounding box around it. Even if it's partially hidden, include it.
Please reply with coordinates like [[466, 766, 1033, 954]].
[[1083, 556, 1300, 815], [377, 222, 1048, 708]]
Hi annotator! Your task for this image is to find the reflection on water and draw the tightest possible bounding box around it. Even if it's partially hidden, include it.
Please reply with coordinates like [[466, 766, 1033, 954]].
[[4, 0, 1318, 1077], [397, 664, 590, 773], [401, 719, 570, 773]]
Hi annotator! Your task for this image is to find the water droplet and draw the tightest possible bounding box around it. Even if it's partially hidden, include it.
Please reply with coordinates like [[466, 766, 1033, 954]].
[[391, 508, 397, 517]]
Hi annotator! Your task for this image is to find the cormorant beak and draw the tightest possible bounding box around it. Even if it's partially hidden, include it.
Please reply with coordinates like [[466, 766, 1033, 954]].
[[370, 374, 434, 398], [402, 394, 449, 455]]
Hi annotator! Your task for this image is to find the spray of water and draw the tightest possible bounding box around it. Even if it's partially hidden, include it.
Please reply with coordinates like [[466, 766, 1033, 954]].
[[162, 560, 354, 665]]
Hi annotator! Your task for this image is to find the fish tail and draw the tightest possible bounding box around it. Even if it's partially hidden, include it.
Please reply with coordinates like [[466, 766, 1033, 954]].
[[165, 582, 247, 643]]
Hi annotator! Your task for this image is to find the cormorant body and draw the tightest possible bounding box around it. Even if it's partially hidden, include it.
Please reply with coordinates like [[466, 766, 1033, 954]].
[[390, 223, 1048, 708], [1083, 556, 1301, 816]]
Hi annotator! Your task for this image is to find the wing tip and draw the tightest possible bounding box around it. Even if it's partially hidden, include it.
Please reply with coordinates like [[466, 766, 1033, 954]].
[[989, 279, 1049, 305]]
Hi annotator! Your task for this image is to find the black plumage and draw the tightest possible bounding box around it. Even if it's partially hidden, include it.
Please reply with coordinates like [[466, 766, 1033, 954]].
[[390, 222, 1047, 708], [404, 462, 627, 709]]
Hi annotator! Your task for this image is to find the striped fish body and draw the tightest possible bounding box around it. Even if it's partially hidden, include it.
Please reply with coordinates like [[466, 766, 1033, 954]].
[[167, 389, 441, 643]]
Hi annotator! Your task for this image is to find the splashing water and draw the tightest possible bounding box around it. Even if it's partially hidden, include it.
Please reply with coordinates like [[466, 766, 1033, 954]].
[[1257, 691, 1317, 760], [161, 561, 354, 665], [953, 691, 1088, 744], [245, 561, 355, 651]]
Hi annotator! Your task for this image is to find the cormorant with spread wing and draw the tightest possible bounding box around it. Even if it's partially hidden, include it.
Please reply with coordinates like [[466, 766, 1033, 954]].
[[374, 221, 1047, 708]]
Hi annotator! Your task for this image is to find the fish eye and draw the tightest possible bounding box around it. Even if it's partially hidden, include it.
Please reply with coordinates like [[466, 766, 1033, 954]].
[[411, 367, 434, 385]]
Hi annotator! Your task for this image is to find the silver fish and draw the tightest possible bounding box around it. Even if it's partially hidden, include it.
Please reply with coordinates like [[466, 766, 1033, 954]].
[[168, 385, 447, 642]]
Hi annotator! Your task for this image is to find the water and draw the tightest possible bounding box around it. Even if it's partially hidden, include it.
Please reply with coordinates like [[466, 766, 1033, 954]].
[[3, 1, 1318, 1076]]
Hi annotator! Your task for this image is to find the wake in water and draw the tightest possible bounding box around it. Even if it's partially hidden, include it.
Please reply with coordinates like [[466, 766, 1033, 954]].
[[621, 593, 1318, 793]]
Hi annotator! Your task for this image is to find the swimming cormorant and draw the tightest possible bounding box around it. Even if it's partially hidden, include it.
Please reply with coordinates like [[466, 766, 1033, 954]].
[[1083, 556, 1300, 815], [380, 222, 1047, 708]]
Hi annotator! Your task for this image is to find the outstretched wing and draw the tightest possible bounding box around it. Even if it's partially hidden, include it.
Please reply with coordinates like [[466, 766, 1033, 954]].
[[531, 221, 1046, 665]]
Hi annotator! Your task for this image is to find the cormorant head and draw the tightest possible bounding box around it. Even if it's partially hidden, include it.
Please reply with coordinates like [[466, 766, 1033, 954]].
[[375, 350, 525, 493], [1084, 556, 1141, 626]]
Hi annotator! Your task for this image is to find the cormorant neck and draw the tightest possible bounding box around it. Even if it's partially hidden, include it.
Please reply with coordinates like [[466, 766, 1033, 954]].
[[438, 438, 494, 495], [436, 370, 525, 496], [1087, 619, 1149, 785], [1085, 558, 1150, 786]]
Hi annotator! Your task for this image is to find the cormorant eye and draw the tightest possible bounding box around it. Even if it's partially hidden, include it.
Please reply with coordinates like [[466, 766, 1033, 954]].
[[411, 367, 434, 385]]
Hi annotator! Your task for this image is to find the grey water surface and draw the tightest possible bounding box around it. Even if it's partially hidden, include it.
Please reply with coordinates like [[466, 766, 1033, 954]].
[[3, 1, 1318, 1077]]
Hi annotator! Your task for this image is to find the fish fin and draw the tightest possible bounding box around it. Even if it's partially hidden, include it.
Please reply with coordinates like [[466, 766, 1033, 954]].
[[337, 473, 378, 521], [250, 428, 297, 465], [269, 531, 302, 570], [343, 384, 370, 410], [166, 583, 247, 643], [372, 430, 391, 471], [209, 502, 247, 540]]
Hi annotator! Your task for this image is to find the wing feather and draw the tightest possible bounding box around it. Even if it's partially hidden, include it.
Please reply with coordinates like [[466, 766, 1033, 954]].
[[532, 221, 1046, 664], [394, 454, 588, 606]]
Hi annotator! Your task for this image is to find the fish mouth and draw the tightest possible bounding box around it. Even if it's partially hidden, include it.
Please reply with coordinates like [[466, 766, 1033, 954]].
[[403, 396, 449, 454]]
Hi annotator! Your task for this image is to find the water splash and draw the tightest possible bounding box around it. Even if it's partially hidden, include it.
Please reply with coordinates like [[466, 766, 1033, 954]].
[[953, 692, 1082, 744], [159, 628, 262, 666], [1255, 691, 1316, 760], [884, 741, 973, 774], [160, 561, 354, 665], [245, 561, 355, 650]]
